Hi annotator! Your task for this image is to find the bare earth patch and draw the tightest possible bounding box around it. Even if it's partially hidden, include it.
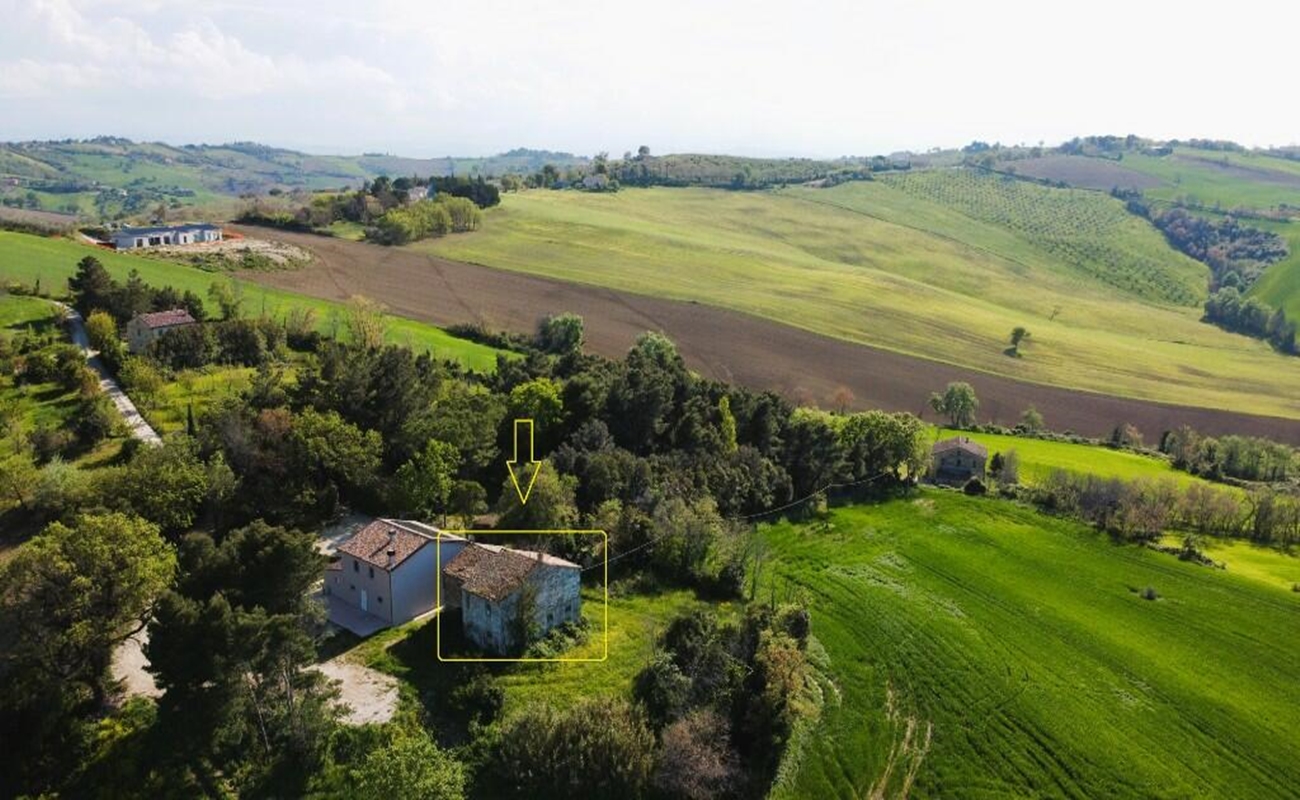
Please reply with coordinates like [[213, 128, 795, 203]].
[[317, 657, 399, 726], [149, 235, 311, 270]]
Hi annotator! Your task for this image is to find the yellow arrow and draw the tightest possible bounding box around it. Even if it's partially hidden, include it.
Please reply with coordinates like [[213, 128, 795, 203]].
[[506, 418, 542, 505]]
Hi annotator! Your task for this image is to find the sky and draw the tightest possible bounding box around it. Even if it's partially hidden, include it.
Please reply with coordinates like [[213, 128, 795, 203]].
[[1, 0, 1296, 159]]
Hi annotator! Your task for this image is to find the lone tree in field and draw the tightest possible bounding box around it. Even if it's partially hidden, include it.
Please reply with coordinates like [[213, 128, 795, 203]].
[[929, 382, 979, 428], [1020, 405, 1044, 431], [1009, 326, 1031, 356]]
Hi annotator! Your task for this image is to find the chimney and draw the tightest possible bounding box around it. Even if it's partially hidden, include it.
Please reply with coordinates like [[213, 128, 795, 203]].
[[387, 547, 397, 568], [536, 550, 543, 563]]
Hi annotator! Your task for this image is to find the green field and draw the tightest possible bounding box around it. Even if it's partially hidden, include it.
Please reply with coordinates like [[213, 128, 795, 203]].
[[1120, 148, 1300, 211], [418, 182, 1300, 419], [0, 232, 504, 372], [933, 427, 1215, 488], [759, 493, 1300, 799], [1247, 219, 1300, 320]]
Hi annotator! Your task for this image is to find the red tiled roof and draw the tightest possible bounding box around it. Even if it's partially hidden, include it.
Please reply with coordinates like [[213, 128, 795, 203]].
[[445, 545, 539, 601], [337, 519, 434, 571], [932, 436, 988, 458], [134, 308, 197, 329]]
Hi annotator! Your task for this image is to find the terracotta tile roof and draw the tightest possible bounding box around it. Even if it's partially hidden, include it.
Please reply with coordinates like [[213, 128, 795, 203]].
[[134, 308, 197, 330], [932, 436, 988, 458], [443, 545, 546, 602], [337, 519, 435, 571]]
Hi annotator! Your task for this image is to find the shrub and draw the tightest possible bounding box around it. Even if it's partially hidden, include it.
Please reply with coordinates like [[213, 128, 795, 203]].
[[1141, 586, 1159, 601], [448, 676, 504, 725], [653, 710, 741, 800], [963, 477, 987, 495], [485, 698, 654, 800]]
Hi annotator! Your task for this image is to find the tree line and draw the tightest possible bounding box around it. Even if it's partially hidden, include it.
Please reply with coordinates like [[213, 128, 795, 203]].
[[1113, 190, 1296, 354]]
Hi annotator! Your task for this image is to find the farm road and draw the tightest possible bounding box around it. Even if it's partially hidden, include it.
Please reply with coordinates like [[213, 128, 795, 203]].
[[61, 304, 161, 446], [239, 228, 1300, 443]]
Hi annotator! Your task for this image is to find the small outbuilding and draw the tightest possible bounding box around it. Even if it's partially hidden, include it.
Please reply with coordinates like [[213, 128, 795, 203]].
[[930, 436, 988, 486], [442, 543, 581, 656], [125, 308, 197, 354]]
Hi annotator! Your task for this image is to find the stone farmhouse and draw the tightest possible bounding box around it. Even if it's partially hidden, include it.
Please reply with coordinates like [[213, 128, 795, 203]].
[[111, 223, 222, 250], [442, 543, 581, 655], [930, 436, 988, 485], [125, 308, 197, 354], [324, 519, 581, 655]]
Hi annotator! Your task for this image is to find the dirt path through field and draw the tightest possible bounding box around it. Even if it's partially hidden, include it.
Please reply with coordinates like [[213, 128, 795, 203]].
[[237, 227, 1300, 442]]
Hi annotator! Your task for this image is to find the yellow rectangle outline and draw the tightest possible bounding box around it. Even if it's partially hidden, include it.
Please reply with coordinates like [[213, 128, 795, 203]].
[[436, 529, 608, 663]]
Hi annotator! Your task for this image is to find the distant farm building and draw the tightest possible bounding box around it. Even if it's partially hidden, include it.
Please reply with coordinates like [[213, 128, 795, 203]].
[[325, 519, 467, 632], [125, 308, 197, 354], [442, 543, 581, 655], [931, 436, 988, 486], [112, 223, 222, 249]]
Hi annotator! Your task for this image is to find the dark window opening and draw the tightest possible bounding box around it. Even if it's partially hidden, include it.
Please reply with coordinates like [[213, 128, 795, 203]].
[[353, 560, 359, 573], [368, 566, 374, 579], [378, 596, 383, 604]]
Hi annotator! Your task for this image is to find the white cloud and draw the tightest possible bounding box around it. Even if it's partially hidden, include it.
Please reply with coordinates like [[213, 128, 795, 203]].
[[0, 0, 1296, 155]]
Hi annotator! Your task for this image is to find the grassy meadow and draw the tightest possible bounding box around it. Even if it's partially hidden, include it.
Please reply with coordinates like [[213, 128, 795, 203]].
[[759, 492, 1300, 799], [932, 427, 1215, 488], [0, 231, 504, 372], [351, 586, 729, 721], [418, 180, 1300, 419]]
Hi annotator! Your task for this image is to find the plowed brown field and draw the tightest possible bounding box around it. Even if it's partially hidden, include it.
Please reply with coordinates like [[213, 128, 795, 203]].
[[237, 226, 1300, 443]]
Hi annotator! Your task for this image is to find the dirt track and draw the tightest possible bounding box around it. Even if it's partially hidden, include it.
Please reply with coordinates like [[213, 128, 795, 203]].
[[238, 227, 1300, 443]]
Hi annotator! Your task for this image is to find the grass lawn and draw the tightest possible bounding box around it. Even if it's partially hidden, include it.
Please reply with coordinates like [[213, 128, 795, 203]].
[[933, 427, 1214, 488], [323, 220, 367, 241], [418, 183, 1300, 419], [348, 585, 730, 726], [759, 492, 1299, 799], [0, 232, 505, 373]]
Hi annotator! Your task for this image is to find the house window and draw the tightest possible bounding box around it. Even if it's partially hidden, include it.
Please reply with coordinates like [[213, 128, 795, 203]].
[[566, 602, 573, 614], [368, 566, 374, 579], [547, 612, 554, 625], [378, 596, 383, 604], [349, 583, 355, 591], [353, 559, 359, 573]]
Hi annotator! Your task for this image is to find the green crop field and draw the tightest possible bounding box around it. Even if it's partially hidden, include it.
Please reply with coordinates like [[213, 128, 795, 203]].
[[1120, 148, 1300, 211], [418, 183, 1300, 419], [932, 427, 1215, 488], [1247, 220, 1300, 320], [0, 232, 504, 372], [875, 169, 1206, 305], [759, 493, 1300, 799]]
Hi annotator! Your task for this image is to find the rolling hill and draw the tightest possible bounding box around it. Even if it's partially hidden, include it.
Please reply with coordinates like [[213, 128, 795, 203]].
[[0, 138, 587, 219], [414, 178, 1300, 420]]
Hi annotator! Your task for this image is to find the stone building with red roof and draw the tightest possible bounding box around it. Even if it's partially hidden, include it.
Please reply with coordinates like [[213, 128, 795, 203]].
[[125, 308, 198, 354]]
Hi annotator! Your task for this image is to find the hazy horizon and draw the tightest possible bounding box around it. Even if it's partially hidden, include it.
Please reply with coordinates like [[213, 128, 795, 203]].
[[2, 0, 1297, 159]]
